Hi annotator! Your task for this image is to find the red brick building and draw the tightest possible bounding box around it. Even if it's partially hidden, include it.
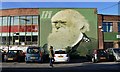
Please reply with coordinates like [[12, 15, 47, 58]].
[[98, 14, 120, 49]]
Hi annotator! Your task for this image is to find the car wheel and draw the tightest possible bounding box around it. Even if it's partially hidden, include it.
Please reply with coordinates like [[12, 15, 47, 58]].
[[67, 59, 70, 63], [92, 58, 94, 62], [114, 56, 119, 62], [92, 58, 96, 63], [26, 61, 29, 63]]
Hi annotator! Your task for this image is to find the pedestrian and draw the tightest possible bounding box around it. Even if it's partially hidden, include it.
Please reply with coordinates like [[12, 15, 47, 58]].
[[49, 46, 54, 67], [3, 50, 7, 62]]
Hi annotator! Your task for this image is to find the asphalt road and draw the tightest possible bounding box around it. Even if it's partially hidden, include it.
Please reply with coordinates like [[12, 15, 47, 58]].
[[1, 62, 120, 72]]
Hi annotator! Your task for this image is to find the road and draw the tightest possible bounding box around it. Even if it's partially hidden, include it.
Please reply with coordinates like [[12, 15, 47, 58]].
[[1, 62, 120, 72]]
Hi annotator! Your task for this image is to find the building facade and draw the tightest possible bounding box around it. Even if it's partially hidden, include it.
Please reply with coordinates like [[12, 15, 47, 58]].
[[98, 14, 120, 49], [0, 8, 39, 47], [0, 8, 120, 54]]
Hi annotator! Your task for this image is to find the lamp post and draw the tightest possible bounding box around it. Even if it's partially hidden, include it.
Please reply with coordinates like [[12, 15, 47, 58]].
[[8, 16, 11, 52]]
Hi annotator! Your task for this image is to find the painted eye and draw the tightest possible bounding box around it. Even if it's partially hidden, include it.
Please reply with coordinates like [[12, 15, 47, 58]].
[[53, 21, 58, 23], [61, 21, 66, 24]]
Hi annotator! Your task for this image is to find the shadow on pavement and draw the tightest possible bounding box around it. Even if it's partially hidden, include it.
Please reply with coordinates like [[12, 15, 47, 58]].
[[2, 62, 120, 72]]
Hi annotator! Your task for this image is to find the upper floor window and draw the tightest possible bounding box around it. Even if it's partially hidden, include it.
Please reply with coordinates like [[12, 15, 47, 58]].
[[3, 17, 7, 26], [20, 16, 26, 25], [102, 22, 113, 32], [7, 16, 14, 26], [14, 16, 19, 25], [118, 22, 120, 32], [33, 16, 38, 24], [0, 15, 39, 26], [0, 17, 2, 26], [26, 16, 32, 24]]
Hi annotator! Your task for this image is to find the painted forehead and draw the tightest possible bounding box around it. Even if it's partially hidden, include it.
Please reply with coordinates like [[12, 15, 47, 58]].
[[51, 9, 84, 21]]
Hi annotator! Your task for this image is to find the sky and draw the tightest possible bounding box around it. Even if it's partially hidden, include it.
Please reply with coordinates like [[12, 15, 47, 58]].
[[0, 1, 120, 15]]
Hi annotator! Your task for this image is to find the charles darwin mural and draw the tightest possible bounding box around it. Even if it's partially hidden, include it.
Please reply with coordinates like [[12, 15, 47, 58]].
[[39, 8, 98, 56]]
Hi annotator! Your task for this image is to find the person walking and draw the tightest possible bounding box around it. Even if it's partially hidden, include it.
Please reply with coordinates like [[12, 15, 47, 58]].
[[49, 46, 54, 67]]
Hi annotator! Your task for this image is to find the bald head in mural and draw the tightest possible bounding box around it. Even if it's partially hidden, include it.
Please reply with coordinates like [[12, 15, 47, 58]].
[[48, 9, 90, 49]]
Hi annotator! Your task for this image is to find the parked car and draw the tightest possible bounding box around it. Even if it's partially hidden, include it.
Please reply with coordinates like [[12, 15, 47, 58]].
[[25, 46, 44, 63], [0, 49, 2, 62], [6, 50, 25, 62], [54, 49, 70, 62], [106, 48, 120, 61], [92, 49, 109, 63]]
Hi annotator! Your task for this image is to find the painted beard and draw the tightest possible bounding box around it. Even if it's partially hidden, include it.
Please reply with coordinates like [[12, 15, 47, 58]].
[[48, 26, 83, 49]]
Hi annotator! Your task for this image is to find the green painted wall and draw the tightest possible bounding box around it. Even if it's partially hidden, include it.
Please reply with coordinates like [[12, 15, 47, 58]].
[[104, 32, 119, 41], [39, 8, 98, 56]]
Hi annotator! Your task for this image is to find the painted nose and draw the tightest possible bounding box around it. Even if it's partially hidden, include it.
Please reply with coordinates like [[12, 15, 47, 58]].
[[55, 23, 61, 29]]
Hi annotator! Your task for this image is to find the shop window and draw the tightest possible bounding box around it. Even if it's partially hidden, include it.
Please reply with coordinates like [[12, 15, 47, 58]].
[[26, 36, 31, 41], [19, 36, 25, 42], [32, 36, 37, 44], [102, 22, 113, 32], [6, 36, 12, 45], [13, 36, 19, 45], [104, 42, 113, 49], [2, 37, 7, 45]]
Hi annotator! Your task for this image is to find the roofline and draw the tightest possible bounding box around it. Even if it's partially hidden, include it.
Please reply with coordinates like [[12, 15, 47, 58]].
[[0, 8, 39, 10], [98, 14, 120, 16], [0, 8, 97, 10]]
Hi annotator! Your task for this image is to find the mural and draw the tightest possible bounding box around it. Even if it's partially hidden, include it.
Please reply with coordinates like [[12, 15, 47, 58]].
[[40, 8, 98, 56]]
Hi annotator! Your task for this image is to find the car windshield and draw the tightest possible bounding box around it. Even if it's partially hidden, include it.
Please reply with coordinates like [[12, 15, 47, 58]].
[[113, 49, 120, 53], [8, 50, 19, 55], [97, 50, 107, 55], [55, 50, 66, 54], [27, 48, 39, 54]]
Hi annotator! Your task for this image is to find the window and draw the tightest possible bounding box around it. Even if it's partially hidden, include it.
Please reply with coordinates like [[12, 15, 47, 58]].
[[0, 15, 39, 45], [20, 16, 26, 24], [0, 17, 2, 26], [14, 16, 19, 25], [11, 16, 14, 26], [20, 36, 25, 42], [27, 48, 39, 54], [33, 16, 38, 24], [3, 17, 7, 26], [6, 36, 12, 45], [102, 22, 113, 32], [2, 37, 6, 45], [7, 17, 10, 26], [26, 16, 32, 24], [55, 50, 66, 54], [118, 22, 120, 32], [32, 36, 37, 44]]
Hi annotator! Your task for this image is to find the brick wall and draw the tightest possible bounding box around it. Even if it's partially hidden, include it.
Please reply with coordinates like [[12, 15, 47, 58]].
[[0, 8, 39, 16], [98, 14, 120, 49], [98, 14, 104, 49], [103, 15, 120, 21]]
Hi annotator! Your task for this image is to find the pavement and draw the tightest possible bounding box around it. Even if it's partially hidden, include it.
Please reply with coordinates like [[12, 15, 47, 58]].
[[1, 61, 120, 72]]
